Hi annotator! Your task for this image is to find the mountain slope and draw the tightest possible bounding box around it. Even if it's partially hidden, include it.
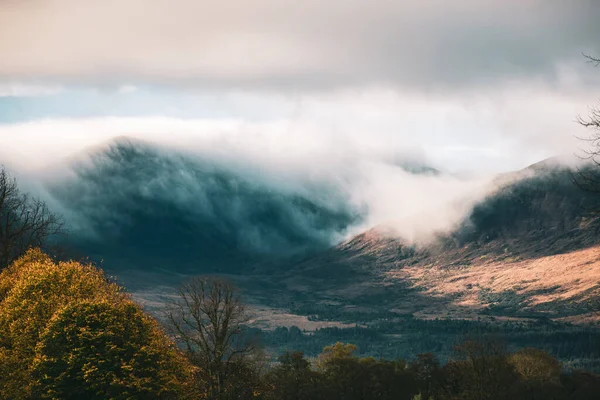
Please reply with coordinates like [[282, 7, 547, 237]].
[[253, 160, 600, 324], [40, 142, 600, 324], [47, 138, 362, 271]]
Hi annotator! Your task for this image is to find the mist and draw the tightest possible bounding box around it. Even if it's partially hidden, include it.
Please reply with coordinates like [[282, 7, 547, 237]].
[[0, 116, 501, 265]]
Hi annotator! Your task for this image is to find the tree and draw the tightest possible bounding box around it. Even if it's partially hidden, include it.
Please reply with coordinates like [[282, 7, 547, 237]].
[[409, 353, 443, 400], [573, 54, 600, 196], [165, 277, 259, 399], [442, 338, 519, 400], [0, 249, 195, 399], [0, 167, 65, 269], [265, 351, 325, 400], [31, 300, 195, 400], [316, 342, 418, 400], [508, 348, 563, 400]]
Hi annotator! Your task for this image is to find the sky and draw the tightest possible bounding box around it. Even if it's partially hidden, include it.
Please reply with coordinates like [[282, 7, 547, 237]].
[[0, 0, 598, 174]]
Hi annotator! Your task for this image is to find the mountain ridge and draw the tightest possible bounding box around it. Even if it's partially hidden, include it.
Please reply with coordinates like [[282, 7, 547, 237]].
[[246, 159, 600, 326], [32, 138, 600, 327]]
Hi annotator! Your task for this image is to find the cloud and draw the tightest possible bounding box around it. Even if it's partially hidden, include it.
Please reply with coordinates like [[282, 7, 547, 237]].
[[0, 0, 599, 91], [0, 83, 62, 97], [0, 115, 497, 253], [116, 85, 138, 95], [0, 81, 591, 175]]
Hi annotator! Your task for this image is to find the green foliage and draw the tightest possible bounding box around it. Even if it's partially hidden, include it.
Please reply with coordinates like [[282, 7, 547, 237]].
[[265, 351, 324, 400]]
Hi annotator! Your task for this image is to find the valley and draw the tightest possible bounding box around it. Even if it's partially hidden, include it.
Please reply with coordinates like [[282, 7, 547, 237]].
[[34, 139, 600, 368]]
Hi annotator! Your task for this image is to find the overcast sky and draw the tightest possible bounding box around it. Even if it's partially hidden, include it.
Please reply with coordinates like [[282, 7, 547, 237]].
[[1, 0, 599, 174]]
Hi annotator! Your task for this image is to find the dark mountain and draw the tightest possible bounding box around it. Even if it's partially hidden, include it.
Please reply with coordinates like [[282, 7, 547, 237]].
[[48, 138, 363, 272], [448, 158, 600, 258], [40, 139, 600, 324], [46, 137, 449, 274], [44, 140, 600, 278]]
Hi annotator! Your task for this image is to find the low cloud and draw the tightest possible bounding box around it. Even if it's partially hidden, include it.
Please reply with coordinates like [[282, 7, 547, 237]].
[[0, 116, 495, 254], [0, 84, 590, 174], [0, 83, 62, 97]]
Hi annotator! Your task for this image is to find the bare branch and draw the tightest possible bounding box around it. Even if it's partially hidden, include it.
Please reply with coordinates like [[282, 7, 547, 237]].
[[0, 167, 67, 268], [583, 52, 600, 66], [164, 276, 256, 398]]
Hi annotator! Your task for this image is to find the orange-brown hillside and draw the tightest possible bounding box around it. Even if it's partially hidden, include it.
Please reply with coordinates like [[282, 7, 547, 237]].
[[387, 244, 600, 323]]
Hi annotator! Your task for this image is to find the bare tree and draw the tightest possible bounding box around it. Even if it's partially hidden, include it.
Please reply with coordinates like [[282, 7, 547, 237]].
[[573, 54, 600, 195], [165, 277, 258, 399], [0, 167, 65, 269]]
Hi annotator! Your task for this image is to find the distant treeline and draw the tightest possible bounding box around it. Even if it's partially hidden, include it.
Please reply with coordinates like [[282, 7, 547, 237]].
[[258, 318, 600, 372], [263, 342, 600, 400]]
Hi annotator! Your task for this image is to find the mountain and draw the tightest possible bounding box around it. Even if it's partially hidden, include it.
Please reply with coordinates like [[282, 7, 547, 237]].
[[38, 144, 600, 364], [45, 137, 452, 273], [47, 138, 362, 272], [253, 159, 600, 325], [45, 141, 600, 324]]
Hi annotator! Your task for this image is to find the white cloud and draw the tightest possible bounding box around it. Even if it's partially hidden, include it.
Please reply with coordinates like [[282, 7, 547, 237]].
[[0, 81, 591, 173], [0, 115, 495, 244], [0, 83, 62, 97], [117, 85, 138, 94]]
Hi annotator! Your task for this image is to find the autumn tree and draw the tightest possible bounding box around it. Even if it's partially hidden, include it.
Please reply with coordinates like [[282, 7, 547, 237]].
[[316, 342, 418, 400], [31, 300, 194, 399], [572, 54, 600, 197], [0, 249, 195, 399], [165, 277, 260, 399], [265, 351, 325, 400], [0, 167, 65, 269], [508, 348, 563, 400]]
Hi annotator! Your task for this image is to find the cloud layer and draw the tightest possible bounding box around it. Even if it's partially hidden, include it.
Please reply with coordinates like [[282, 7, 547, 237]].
[[1, 0, 599, 91], [0, 117, 495, 254]]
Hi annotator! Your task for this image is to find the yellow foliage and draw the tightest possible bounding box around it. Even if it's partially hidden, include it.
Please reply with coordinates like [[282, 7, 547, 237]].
[[31, 300, 196, 399], [0, 249, 198, 399], [317, 342, 358, 370], [0, 247, 53, 302], [508, 348, 561, 384]]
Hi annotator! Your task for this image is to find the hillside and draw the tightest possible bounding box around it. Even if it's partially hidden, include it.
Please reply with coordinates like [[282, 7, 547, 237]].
[[32, 145, 600, 365], [49, 146, 600, 327], [391, 244, 600, 323], [248, 159, 600, 327], [47, 138, 361, 271]]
